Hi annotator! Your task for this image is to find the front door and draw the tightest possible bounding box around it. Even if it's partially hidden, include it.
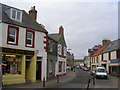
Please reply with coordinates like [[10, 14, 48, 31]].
[[36, 61, 41, 80]]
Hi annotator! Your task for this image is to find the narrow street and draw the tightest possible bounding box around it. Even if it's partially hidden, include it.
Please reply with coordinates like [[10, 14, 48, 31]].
[[45, 69, 91, 88], [45, 69, 119, 89]]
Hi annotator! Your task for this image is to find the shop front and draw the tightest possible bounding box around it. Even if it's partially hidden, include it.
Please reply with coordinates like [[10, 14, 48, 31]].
[[109, 59, 120, 76], [0, 47, 36, 85]]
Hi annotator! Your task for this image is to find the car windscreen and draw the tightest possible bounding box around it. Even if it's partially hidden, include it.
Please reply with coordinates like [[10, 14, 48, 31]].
[[96, 69, 106, 72]]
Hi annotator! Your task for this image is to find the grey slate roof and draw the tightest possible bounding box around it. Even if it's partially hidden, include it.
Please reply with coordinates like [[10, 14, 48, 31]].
[[101, 38, 120, 53], [48, 33, 61, 42], [0, 3, 47, 33]]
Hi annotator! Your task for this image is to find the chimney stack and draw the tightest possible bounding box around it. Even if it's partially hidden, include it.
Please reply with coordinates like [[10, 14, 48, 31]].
[[59, 25, 64, 35], [29, 6, 37, 21], [102, 38, 111, 47]]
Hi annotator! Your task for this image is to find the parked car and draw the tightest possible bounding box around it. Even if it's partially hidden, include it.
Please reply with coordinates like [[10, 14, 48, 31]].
[[76, 65, 80, 69], [95, 67, 108, 79], [83, 66, 89, 71], [66, 66, 71, 70]]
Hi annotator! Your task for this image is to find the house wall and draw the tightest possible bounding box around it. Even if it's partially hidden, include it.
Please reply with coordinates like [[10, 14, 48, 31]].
[[1, 23, 47, 83], [55, 56, 66, 76]]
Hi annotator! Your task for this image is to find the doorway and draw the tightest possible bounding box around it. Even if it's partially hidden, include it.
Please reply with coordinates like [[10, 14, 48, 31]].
[[36, 61, 42, 80]]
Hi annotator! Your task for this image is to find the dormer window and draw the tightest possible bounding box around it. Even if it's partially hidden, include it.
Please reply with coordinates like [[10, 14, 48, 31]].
[[11, 8, 22, 22]]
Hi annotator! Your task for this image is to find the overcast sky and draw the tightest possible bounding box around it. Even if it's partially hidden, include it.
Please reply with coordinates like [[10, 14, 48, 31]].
[[1, 0, 119, 59]]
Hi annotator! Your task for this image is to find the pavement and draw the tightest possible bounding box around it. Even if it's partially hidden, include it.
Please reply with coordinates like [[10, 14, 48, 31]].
[[2, 70, 76, 88]]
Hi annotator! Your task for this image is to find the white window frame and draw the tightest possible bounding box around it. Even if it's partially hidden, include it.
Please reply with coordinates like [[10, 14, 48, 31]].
[[26, 32, 33, 46], [11, 8, 22, 22], [8, 28, 17, 44]]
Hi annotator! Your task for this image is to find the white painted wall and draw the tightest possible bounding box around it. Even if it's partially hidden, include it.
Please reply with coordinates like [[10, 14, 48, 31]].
[[111, 51, 117, 59], [1, 23, 47, 81], [55, 56, 66, 76]]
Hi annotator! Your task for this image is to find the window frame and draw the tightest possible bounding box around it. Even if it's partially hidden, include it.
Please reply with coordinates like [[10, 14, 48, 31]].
[[7, 25, 19, 45], [25, 29, 35, 48], [11, 8, 22, 22]]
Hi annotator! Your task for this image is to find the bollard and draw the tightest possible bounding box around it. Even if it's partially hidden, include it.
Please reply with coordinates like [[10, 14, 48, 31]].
[[93, 75, 95, 85], [56, 75, 59, 84], [87, 78, 90, 89], [43, 77, 46, 87]]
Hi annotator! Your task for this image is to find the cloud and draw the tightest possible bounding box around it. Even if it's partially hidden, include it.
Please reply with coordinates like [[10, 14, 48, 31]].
[[1, 1, 118, 58]]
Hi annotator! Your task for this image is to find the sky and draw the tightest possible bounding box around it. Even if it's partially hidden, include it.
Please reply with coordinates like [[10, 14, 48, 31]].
[[1, 0, 119, 59]]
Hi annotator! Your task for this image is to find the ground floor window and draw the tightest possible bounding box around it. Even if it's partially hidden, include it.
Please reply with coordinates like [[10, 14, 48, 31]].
[[111, 66, 120, 75], [2, 54, 22, 75], [49, 60, 53, 73], [63, 62, 65, 72], [59, 61, 62, 72]]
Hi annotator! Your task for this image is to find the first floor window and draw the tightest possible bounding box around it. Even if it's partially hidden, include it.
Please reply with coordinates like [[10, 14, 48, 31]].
[[2, 54, 22, 75], [7, 25, 19, 45], [26, 30, 35, 48]]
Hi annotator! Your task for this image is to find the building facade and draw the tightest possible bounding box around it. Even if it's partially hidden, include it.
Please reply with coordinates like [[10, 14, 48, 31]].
[[66, 51, 74, 68], [48, 26, 67, 77], [0, 4, 48, 85], [101, 39, 120, 75], [47, 35, 58, 80]]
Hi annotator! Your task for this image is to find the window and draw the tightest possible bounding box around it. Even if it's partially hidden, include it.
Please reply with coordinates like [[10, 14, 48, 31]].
[[11, 8, 22, 21], [7, 25, 19, 45], [58, 44, 62, 55], [2, 54, 22, 75], [59, 61, 62, 72], [26, 30, 35, 48], [64, 47, 67, 56], [49, 60, 53, 73]]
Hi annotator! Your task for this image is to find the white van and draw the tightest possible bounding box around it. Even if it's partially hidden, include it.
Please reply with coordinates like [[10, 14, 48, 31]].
[[95, 66, 108, 79]]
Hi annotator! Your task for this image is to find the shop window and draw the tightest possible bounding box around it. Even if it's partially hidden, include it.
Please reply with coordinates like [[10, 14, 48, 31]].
[[2, 54, 22, 75], [25, 30, 35, 48], [7, 25, 19, 45]]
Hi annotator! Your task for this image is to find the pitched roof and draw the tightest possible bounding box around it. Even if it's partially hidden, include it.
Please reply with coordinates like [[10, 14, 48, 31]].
[[101, 38, 120, 53], [48, 33, 61, 42], [0, 3, 47, 33], [92, 46, 105, 56]]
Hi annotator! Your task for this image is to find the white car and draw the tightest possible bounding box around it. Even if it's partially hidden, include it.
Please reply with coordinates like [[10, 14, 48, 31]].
[[66, 66, 71, 70], [95, 67, 108, 79]]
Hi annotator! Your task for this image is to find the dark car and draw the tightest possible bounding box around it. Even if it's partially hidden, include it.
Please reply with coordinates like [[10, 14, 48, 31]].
[[83, 66, 89, 71]]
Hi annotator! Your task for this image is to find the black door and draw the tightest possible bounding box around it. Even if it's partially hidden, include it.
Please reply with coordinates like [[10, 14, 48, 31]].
[[36, 61, 41, 80]]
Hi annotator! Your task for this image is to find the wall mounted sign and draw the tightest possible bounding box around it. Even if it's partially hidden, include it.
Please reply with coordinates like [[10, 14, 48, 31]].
[[1, 47, 34, 55]]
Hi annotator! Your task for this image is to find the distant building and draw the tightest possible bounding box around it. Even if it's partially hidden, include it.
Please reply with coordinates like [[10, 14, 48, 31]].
[[74, 59, 84, 66], [66, 51, 74, 68]]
